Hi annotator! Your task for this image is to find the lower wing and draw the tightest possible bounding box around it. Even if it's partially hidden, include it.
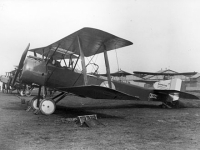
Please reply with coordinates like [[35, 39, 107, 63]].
[[58, 85, 139, 100]]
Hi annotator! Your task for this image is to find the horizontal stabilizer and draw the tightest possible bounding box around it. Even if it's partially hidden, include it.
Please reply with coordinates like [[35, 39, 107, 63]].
[[154, 90, 199, 100], [58, 85, 139, 100]]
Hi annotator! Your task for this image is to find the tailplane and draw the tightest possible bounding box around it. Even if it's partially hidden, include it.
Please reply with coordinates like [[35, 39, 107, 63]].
[[153, 78, 182, 101], [151, 79, 198, 108]]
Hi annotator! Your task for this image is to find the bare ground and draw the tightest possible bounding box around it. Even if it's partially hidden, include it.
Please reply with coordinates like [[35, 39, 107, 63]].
[[1, 92, 200, 150]]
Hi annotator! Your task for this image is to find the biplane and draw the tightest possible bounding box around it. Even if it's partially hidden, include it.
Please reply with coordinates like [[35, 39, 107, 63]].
[[11, 27, 199, 115]]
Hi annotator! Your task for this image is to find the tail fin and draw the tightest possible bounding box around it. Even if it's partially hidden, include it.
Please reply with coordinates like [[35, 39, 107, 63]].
[[153, 79, 182, 101], [153, 78, 182, 91]]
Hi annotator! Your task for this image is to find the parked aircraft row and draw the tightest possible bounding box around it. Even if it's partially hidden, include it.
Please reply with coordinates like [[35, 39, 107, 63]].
[[0, 69, 33, 96]]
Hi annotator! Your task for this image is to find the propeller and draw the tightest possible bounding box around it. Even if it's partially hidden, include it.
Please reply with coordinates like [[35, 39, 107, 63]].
[[11, 43, 30, 87]]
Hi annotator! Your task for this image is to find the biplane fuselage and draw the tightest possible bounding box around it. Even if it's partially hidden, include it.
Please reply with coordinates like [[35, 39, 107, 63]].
[[21, 56, 158, 102]]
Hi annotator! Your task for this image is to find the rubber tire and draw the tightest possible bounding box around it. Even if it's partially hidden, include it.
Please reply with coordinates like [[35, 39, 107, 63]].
[[30, 96, 42, 110], [39, 99, 56, 115]]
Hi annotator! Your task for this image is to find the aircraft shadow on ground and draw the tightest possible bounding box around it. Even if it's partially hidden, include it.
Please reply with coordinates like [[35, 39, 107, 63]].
[[57, 103, 160, 110], [54, 103, 161, 119], [54, 106, 124, 119]]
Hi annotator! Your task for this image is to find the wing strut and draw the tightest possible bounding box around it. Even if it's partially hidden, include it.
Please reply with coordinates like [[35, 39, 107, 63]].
[[42, 48, 44, 60], [34, 51, 37, 57], [77, 36, 88, 85], [46, 44, 60, 65], [104, 45, 112, 88]]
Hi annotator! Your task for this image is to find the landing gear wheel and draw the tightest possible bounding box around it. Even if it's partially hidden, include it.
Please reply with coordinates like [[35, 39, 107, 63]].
[[39, 99, 56, 115], [30, 96, 42, 110], [20, 90, 26, 96]]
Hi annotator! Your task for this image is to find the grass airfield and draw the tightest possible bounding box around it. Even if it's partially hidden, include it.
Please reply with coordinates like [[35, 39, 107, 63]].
[[0, 91, 200, 150]]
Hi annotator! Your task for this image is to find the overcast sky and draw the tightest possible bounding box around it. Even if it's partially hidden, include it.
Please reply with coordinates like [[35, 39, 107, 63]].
[[0, 0, 200, 75]]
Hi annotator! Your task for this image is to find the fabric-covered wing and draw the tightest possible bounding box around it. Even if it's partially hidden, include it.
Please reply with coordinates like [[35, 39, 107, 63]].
[[48, 27, 133, 57], [58, 85, 139, 100], [133, 80, 158, 84], [154, 90, 199, 99], [99, 70, 132, 77], [29, 47, 78, 60], [134, 71, 197, 76]]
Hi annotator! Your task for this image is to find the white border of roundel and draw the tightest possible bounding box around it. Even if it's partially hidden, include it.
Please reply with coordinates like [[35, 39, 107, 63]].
[[100, 81, 115, 89]]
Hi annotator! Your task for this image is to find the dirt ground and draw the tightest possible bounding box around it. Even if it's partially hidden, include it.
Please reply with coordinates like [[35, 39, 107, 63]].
[[1, 91, 200, 150]]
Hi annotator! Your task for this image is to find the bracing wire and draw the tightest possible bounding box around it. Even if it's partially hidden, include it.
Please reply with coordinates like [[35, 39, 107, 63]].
[[115, 44, 120, 71], [86, 55, 99, 73]]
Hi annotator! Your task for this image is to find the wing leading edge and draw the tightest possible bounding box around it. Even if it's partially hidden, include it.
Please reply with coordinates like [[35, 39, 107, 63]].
[[58, 85, 139, 100]]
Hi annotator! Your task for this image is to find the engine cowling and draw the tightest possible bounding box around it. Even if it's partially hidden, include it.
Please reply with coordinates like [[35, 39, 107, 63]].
[[20, 57, 47, 86]]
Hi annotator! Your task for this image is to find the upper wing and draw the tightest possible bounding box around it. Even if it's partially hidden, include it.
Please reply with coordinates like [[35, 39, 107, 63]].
[[30, 28, 132, 58], [133, 79, 158, 84], [99, 70, 132, 77], [58, 85, 139, 100], [47, 27, 133, 57], [154, 90, 199, 99], [134, 71, 197, 76]]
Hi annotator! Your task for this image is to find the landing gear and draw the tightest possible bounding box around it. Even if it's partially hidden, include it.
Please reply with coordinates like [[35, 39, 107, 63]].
[[26, 86, 67, 115], [39, 99, 56, 115], [25, 89, 32, 97], [171, 101, 180, 108], [28, 97, 56, 115], [30, 96, 43, 110], [160, 103, 172, 108], [18, 85, 32, 97], [19, 90, 26, 96], [160, 101, 180, 109]]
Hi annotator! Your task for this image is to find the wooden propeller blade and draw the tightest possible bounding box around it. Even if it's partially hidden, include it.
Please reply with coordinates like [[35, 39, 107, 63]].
[[12, 43, 30, 86]]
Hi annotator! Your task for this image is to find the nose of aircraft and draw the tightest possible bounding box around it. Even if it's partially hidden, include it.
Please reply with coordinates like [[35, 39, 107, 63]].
[[20, 57, 47, 86]]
